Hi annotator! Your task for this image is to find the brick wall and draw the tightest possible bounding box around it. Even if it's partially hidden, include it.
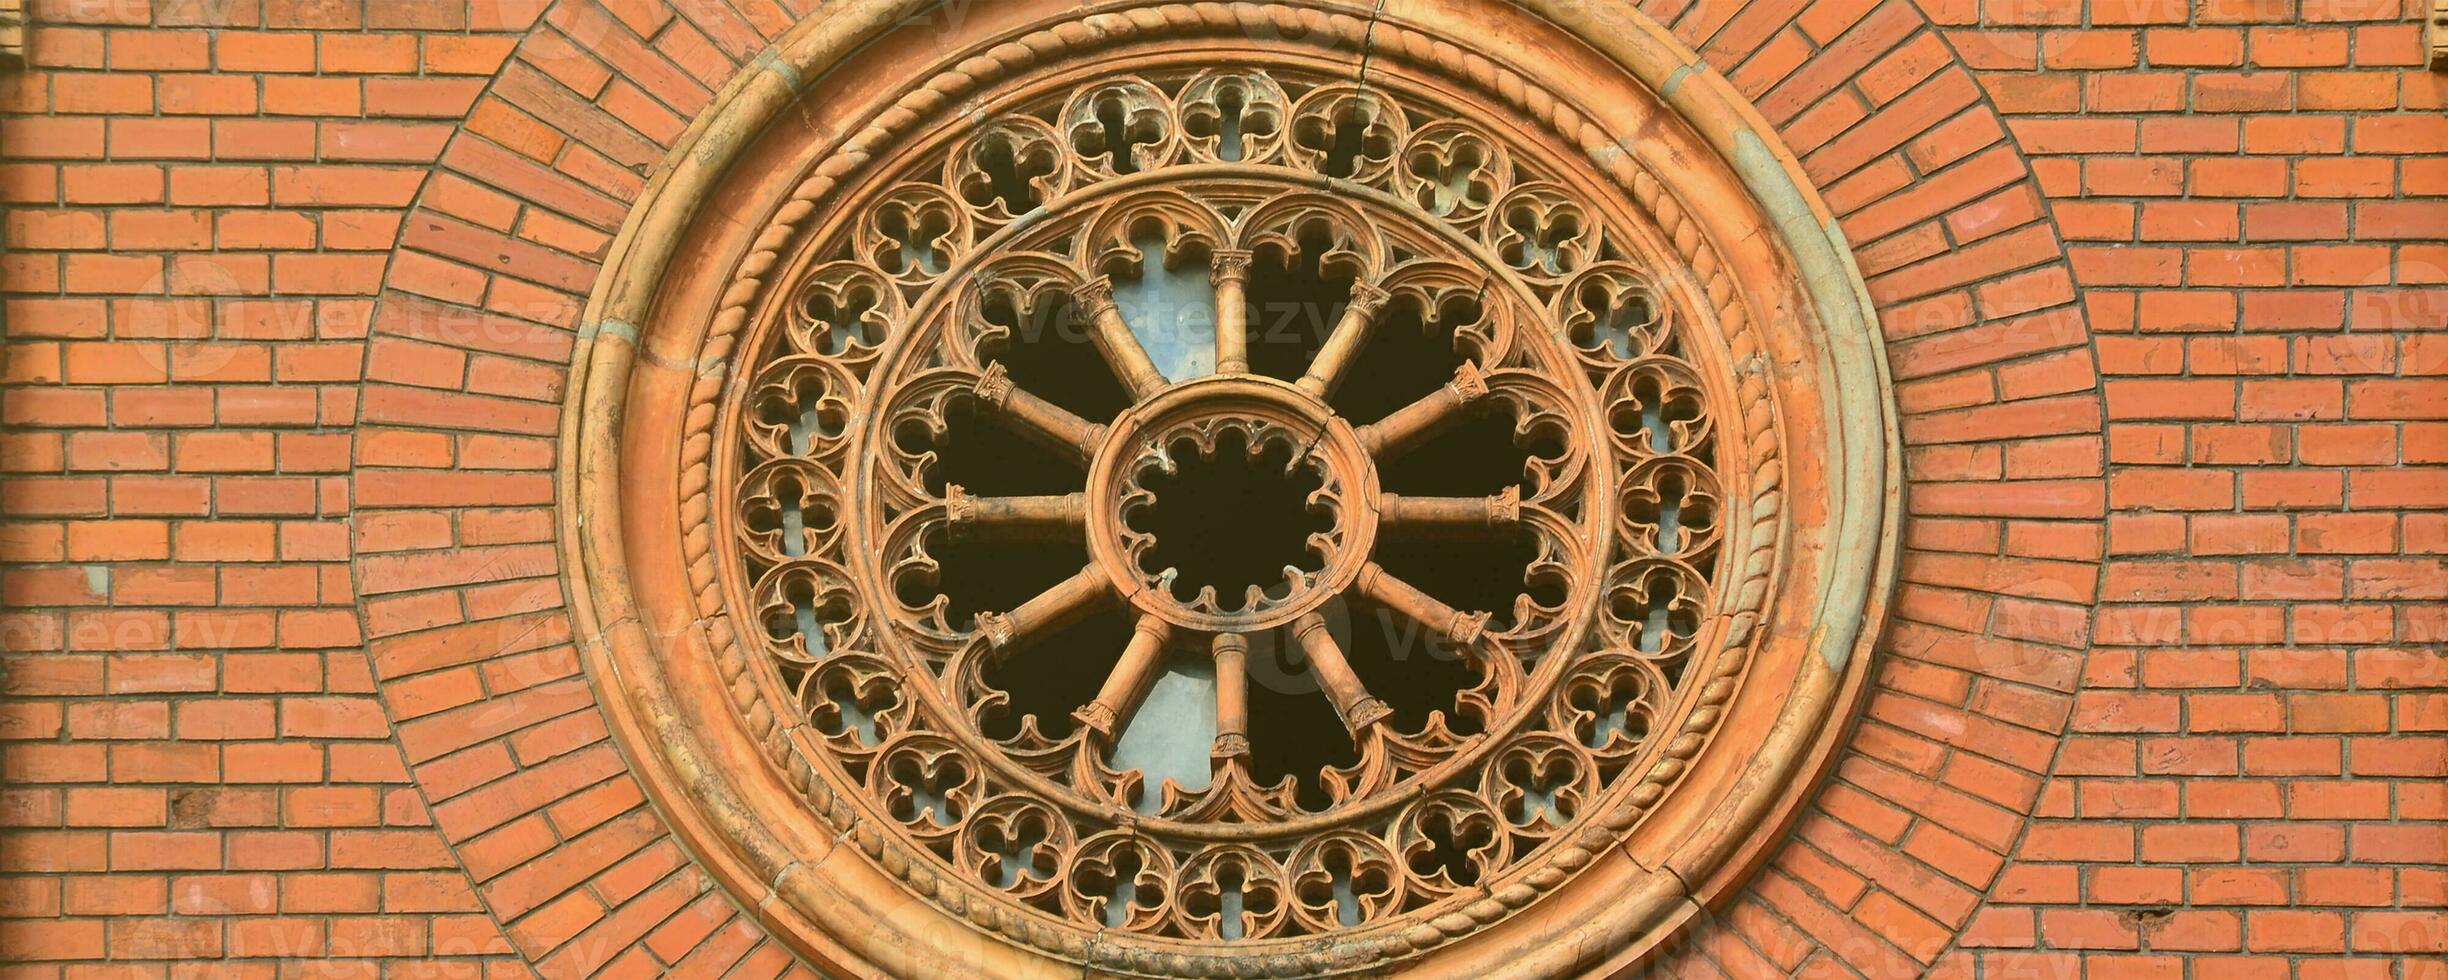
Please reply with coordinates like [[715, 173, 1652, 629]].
[[3, 0, 540, 972], [1948, 2, 2448, 973], [0, 0, 2438, 977]]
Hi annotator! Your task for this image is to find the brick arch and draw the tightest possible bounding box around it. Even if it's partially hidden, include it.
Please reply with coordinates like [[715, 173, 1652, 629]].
[[1627, 2, 2111, 975], [344, 0, 2104, 974], [349, 1, 831, 973]]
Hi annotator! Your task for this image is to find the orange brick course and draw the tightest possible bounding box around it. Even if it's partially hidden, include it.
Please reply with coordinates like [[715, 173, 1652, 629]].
[[0, 0, 2439, 976]]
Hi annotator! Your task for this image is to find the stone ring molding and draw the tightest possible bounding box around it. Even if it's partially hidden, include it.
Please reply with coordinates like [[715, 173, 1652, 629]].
[[559, 2, 1901, 977]]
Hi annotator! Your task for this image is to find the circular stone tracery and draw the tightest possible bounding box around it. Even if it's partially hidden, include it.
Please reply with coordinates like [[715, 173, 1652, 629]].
[[828, 159, 1641, 846], [565, 3, 1898, 977], [748, 61, 1702, 929]]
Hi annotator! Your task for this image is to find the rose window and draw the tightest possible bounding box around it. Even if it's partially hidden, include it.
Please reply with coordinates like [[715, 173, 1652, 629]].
[[729, 65, 1733, 941], [567, 3, 1897, 976]]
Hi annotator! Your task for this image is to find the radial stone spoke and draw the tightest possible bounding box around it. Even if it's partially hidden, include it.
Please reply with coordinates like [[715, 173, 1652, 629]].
[[1355, 562, 1491, 649], [1355, 361, 1489, 460], [975, 564, 1113, 660], [1379, 487, 1522, 537], [1210, 633, 1250, 760], [945, 486, 1087, 542], [1072, 278, 1171, 399], [1071, 615, 1172, 738], [973, 363, 1105, 464], [1295, 282, 1391, 399], [1291, 613, 1391, 733], [1211, 250, 1253, 375]]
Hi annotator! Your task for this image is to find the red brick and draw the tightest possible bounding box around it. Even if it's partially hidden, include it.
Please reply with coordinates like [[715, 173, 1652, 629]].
[[1, 6, 2439, 977]]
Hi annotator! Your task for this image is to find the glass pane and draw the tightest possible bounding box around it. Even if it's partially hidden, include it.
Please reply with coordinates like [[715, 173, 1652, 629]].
[[1111, 657, 1218, 813], [1112, 234, 1216, 381]]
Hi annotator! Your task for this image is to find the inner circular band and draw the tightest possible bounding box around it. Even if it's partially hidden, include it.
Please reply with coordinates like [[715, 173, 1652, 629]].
[[1088, 374, 1379, 634]]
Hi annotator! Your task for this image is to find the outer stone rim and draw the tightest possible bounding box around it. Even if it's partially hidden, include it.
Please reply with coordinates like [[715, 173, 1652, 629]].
[[559, 2, 1901, 976]]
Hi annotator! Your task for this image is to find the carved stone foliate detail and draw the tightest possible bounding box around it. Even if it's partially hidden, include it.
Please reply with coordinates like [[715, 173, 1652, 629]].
[[720, 66, 1743, 947]]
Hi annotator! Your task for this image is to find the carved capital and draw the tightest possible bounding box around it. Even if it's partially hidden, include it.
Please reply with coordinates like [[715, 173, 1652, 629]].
[[1346, 282, 1393, 319], [943, 484, 978, 525], [1448, 359, 1489, 401], [1070, 277, 1120, 317], [1209, 732, 1250, 759], [1488, 486, 1522, 526], [1209, 249, 1255, 286], [974, 611, 1015, 651], [1071, 701, 1117, 737], [1345, 697, 1392, 731], [973, 361, 1015, 407], [1447, 610, 1490, 648]]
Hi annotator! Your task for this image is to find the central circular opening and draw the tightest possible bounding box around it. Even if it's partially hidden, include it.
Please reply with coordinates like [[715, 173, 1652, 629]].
[[1129, 428, 1334, 611]]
